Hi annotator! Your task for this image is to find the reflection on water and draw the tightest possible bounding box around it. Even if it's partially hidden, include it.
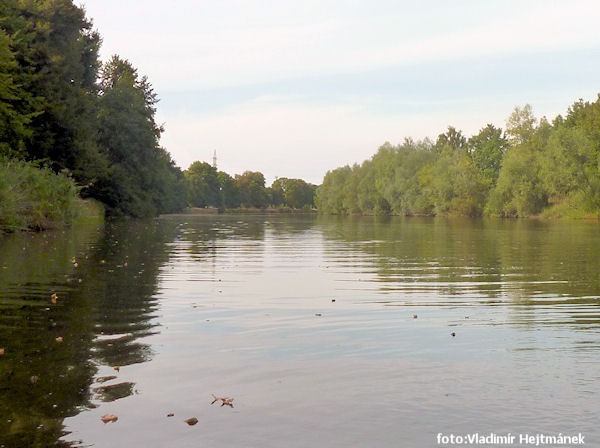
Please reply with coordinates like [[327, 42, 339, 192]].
[[0, 220, 177, 447], [1, 215, 599, 447]]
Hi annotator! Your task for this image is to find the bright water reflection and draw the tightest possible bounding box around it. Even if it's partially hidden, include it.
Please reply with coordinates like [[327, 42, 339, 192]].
[[0, 215, 599, 447]]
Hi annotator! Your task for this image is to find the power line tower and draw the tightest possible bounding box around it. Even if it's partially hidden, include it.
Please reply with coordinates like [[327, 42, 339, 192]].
[[212, 150, 217, 169]]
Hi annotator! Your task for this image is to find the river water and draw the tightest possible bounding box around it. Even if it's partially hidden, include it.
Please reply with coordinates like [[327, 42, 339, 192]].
[[0, 214, 599, 447]]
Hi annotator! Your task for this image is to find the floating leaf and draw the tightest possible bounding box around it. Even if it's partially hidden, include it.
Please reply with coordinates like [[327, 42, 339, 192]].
[[51, 293, 58, 304], [184, 417, 198, 425], [114, 366, 120, 372], [55, 336, 63, 343], [220, 398, 234, 408], [210, 394, 234, 408], [101, 414, 118, 424], [0, 348, 4, 355]]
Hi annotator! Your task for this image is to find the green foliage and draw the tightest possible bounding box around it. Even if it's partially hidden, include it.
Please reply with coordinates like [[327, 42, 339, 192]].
[[0, 2, 186, 222], [505, 104, 537, 146], [181, 162, 315, 211], [564, 95, 600, 143], [236, 171, 268, 208], [318, 97, 600, 218], [0, 0, 104, 184], [217, 171, 241, 208], [0, 29, 31, 158], [271, 177, 316, 209], [89, 56, 183, 217], [435, 126, 468, 152], [425, 148, 488, 216], [185, 161, 219, 207], [0, 157, 82, 232], [468, 124, 509, 184], [315, 166, 353, 214]]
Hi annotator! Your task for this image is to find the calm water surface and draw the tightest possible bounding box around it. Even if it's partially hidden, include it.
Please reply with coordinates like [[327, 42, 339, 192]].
[[0, 214, 599, 447]]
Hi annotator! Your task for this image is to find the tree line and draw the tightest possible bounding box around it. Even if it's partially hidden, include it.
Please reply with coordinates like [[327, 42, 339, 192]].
[[316, 98, 600, 218], [0, 0, 317, 223], [184, 162, 317, 210]]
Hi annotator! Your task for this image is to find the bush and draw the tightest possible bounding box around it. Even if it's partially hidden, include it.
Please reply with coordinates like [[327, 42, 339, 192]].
[[0, 157, 82, 232]]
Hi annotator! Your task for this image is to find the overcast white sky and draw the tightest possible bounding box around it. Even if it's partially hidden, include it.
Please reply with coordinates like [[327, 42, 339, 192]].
[[80, 0, 600, 185]]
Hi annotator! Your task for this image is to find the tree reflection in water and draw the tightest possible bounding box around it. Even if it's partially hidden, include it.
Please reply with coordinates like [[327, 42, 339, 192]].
[[0, 219, 178, 447]]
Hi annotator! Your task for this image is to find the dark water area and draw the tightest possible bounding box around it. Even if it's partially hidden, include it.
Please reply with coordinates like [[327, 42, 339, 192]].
[[0, 215, 599, 447]]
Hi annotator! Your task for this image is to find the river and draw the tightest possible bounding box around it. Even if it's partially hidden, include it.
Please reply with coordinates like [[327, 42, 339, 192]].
[[0, 214, 599, 447]]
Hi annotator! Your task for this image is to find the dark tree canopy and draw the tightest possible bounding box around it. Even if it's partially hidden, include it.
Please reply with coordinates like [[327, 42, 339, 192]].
[[0, 1, 187, 217]]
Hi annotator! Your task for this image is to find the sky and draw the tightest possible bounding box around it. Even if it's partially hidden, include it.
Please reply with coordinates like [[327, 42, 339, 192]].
[[79, 0, 600, 185]]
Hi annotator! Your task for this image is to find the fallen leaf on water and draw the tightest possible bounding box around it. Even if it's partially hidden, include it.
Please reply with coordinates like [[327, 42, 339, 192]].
[[184, 417, 198, 425], [55, 337, 63, 343], [220, 398, 234, 408], [51, 293, 58, 304], [101, 414, 118, 424], [210, 394, 234, 408], [0, 348, 5, 355], [114, 366, 120, 372]]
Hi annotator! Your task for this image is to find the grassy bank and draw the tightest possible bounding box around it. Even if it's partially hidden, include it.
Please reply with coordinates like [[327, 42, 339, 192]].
[[0, 158, 103, 233]]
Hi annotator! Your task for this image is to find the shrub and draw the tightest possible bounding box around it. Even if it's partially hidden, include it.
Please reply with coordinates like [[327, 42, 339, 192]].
[[0, 157, 82, 232]]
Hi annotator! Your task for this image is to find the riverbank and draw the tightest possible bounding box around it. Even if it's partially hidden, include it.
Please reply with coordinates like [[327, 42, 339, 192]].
[[171, 207, 317, 216], [0, 158, 104, 234]]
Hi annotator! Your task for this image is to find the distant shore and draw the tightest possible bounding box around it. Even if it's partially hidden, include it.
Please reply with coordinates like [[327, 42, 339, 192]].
[[167, 207, 318, 216]]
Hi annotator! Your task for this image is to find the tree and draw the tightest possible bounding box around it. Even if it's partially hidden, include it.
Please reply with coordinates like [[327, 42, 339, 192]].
[[315, 166, 353, 214], [421, 148, 487, 216], [487, 133, 549, 217], [236, 171, 268, 208], [435, 126, 467, 152], [91, 56, 179, 216], [505, 104, 537, 146], [271, 177, 316, 209], [468, 124, 509, 184], [564, 95, 600, 143], [217, 171, 240, 208], [0, 29, 32, 158], [540, 126, 600, 211], [185, 161, 218, 207], [0, 0, 104, 184]]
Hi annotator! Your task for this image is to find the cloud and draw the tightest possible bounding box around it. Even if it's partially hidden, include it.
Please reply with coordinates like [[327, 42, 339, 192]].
[[83, 0, 600, 91]]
